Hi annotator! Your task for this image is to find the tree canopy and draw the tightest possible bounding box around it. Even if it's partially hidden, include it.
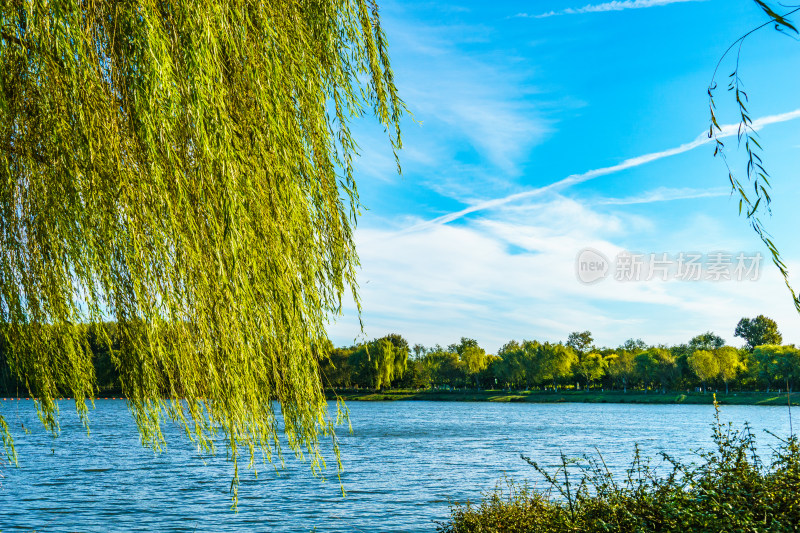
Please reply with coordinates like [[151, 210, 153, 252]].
[[734, 315, 783, 351], [689, 332, 725, 351], [566, 331, 593, 355], [687, 349, 719, 391], [12, 319, 800, 401], [0, 0, 403, 501]]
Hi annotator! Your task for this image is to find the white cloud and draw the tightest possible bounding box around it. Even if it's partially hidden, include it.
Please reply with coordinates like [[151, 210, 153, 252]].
[[378, 13, 558, 189], [595, 186, 730, 206], [397, 63, 550, 179], [520, 0, 703, 19], [396, 109, 800, 234], [715, 109, 800, 138], [327, 196, 800, 352], [324, 4, 800, 354]]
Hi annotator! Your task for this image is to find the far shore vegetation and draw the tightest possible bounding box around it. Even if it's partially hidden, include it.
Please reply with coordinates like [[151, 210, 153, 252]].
[[318, 315, 800, 404], [327, 389, 800, 406], [4, 315, 799, 406]]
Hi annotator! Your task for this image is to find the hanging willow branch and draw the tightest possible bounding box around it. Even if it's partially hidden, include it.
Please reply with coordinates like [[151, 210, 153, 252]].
[[708, 0, 800, 313], [0, 0, 403, 503]]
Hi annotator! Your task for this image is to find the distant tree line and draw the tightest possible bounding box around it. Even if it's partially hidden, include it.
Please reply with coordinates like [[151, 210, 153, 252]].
[[321, 315, 800, 394], [1, 315, 797, 397], [0, 322, 128, 397]]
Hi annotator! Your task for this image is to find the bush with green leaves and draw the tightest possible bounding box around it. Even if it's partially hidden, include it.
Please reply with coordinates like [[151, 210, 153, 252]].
[[440, 402, 800, 532]]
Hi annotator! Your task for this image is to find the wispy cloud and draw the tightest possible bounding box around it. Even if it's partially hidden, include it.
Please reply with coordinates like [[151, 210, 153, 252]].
[[595, 186, 730, 206], [361, 12, 559, 203], [519, 0, 702, 19], [397, 109, 800, 235], [329, 203, 800, 351]]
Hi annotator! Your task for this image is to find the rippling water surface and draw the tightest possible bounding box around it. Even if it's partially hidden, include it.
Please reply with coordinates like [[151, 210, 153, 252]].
[[0, 399, 793, 532]]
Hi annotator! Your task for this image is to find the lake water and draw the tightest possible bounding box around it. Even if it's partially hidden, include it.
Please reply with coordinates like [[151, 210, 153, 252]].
[[0, 400, 794, 532]]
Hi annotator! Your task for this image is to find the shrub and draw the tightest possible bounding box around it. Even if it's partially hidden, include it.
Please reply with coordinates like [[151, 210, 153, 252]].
[[440, 401, 800, 532]]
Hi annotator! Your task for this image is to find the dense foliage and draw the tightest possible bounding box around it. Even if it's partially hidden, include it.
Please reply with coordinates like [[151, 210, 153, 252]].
[[9, 316, 799, 399], [440, 402, 800, 532], [0, 0, 403, 501], [320, 317, 800, 395]]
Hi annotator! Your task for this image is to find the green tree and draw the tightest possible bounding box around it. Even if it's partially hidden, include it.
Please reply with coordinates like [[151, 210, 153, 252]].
[[670, 344, 694, 390], [520, 340, 543, 390], [461, 345, 488, 375], [716, 346, 743, 394], [608, 350, 635, 393], [635, 348, 677, 393], [460, 344, 488, 388], [412, 344, 427, 360], [753, 345, 781, 392], [349, 335, 407, 391], [384, 334, 410, 385], [689, 332, 725, 351], [774, 346, 800, 393], [751, 344, 800, 392], [574, 352, 607, 390], [86, 322, 122, 394], [450, 337, 480, 355], [320, 345, 355, 389], [496, 340, 540, 390], [620, 339, 648, 353], [496, 341, 526, 389], [0, 0, 403, 498], [737, 348, 761, 390], [480, 354, 502, 389], [755, 345, 800, 393], [735, 316, 783, 351], [566, 331, 594, 356], [687, 349, 719, 393], [393, 358, 431, 390], [424, 346, 465, 388], [536, 343, 577, 391]]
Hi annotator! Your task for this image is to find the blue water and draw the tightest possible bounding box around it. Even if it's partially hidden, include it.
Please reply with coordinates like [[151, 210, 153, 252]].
[[0, 400, 794, 532]]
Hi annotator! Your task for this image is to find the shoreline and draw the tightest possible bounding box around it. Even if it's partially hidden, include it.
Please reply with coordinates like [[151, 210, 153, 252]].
[[326, 389, 800, 406], [2, 390, 796, 406]]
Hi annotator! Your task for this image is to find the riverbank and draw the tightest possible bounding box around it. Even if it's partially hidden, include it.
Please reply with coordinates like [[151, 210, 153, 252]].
[[326, 389, 800, 405], [3, 390, 795, 406]]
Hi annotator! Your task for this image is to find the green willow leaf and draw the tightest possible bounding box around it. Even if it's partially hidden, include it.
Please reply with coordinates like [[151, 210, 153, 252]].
[[708, 1, 800, 317], [0, 0, 403, 504]]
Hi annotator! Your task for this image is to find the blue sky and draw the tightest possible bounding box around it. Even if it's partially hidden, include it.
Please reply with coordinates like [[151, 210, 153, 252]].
[[327, 0, 800, 352]]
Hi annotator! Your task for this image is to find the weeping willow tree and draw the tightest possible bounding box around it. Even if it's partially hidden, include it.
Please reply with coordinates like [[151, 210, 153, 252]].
[[0, 0, 402, 501]]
